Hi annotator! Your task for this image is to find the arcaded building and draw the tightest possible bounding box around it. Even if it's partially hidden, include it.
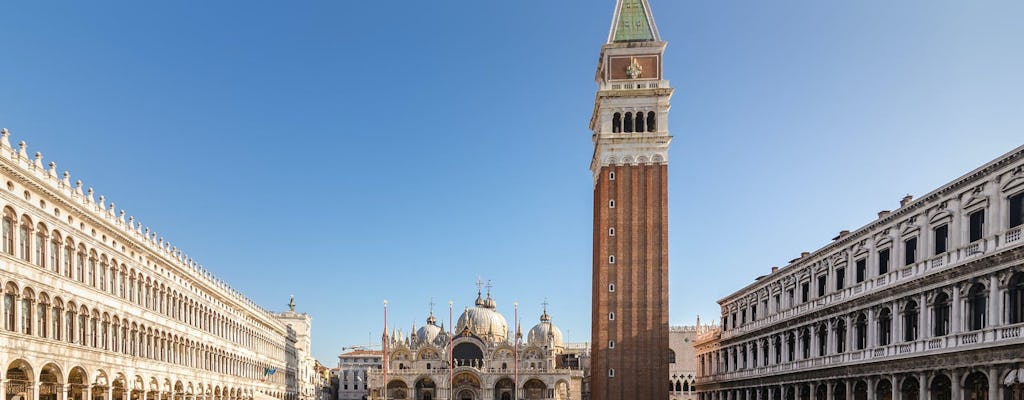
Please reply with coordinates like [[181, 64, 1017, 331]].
[[0, 128, 304, 400], [695, 145, 1024, 400]]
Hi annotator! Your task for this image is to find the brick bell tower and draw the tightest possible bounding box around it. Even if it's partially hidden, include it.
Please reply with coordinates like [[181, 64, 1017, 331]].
[[589, 1, 672, 400]]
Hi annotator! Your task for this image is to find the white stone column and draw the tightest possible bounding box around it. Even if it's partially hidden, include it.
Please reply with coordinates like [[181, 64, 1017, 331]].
[[919, 373, 928, 400], [768, 387, 775, 400], [951, 288, 962, 335], [867, 378, 876, 400], [891, 376, 899, 400], [951, 370, 961, 400], [919, 293, 929, 340], [827, 382, 834, 400], [987, 367, 998, 400], [989, 275, 1000, 328]]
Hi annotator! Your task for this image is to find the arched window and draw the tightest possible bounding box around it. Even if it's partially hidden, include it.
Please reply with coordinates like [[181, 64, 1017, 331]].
[[19, 215, 32, 261], [63, 238, 74, 278], [854, 313, 867, 350], [76, 245, 86, 283], [1010, 272, 1024, 324], [635, 112, 645, 133], [878, 308, 892, 346], [786, 332, 795, 362], [623, 113, 634, 133], [2, 207, 14, 255], [34, 223, 46, 268], [612, 113, 622, 133], [36, 294, 48, 338], [647, 112, 657, 132], [773, 336, 782, 364], [835, 319, 847, 353], [21, 288, 34, 335], [817, 324, 827, 356], [967, 283, 987, 331], [3, 283, 16, 331], [934, 292, 951, 336], [49, 231, 61, 274], [904, 301, 919, 342]]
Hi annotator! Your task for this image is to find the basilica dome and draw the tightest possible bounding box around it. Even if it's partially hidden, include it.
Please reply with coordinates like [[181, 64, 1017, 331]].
[[456, 292, 509, 343], [527, 308, 564, 349], [416, 313, 444, 346]]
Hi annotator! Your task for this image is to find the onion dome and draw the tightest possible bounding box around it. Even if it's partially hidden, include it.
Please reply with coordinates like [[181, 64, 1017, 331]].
[[528, 307, 564, 349], [457, 292, 509, 343]]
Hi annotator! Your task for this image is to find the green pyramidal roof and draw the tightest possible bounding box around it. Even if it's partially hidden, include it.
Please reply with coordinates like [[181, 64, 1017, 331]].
[[612, 0, 657, 42]]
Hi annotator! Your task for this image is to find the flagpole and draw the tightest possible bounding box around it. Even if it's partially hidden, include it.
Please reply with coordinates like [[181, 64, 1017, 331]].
[[514, 302, 519, 400], [448, 300, 454, 400], [383, 300, 388, 400]]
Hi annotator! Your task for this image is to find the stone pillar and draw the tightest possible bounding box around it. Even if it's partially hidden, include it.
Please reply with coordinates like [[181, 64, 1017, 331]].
[[867, 378, 876, 400], [920, 373, 929, 400], [951, 370, 961, 400], [769, 339, 777, 365], [988, 367, 999, 400], [952, 286, 962, 335], [989, 275, 1000, 328], [782, 334, 790, 363], [919, 293, 929, 341], [827, 381, 835, 400], [33, 381, 41, 400], [867, 309, 877, 349], [892, 376, 899, 400], [85, 386, 92, 400], [768, 387, 775, 400], [107, 387, 113, 400]]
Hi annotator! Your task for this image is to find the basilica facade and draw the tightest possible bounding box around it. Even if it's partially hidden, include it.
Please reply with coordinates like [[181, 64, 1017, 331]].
[[0, 128, 305, 400], [367, 291, 584, 400], [695, 145, 1024, 400]]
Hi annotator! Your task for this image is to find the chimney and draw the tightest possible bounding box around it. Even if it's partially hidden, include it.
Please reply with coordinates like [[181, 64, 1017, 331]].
[[900, 195, 914, 207], [878, 210, 891, 219], [833, 230, 851, 241], [771, 266, 779, 274], [801, 252, 811, 258]]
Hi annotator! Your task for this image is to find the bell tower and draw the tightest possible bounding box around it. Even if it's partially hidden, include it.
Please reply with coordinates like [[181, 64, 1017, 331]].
[[589, 1, 672, 400]]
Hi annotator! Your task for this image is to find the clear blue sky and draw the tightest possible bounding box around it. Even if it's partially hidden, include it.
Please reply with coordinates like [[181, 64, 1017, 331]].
[[1, 1, 1022, 364]]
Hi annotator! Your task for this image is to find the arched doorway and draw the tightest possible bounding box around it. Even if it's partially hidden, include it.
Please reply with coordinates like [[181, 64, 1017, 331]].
[[523, 380, 546, 400], [386, 381, 408, 400], [901, 377, 919, 400], [493, 378, 514, 400], [67, 367, 88, 400], [6, 360, 35, 400], [853, 380, 868, 400], [964, 371, 988, 400], [834, 382, 847, 400], [452, 373, 480, 400], [815, 384, 827, 400], [39, 364, 63, 400], [876, 378, 893, 400], [414, 378, 436, 400], [799, 384, 810, 400], [931, 374, 952, 400]]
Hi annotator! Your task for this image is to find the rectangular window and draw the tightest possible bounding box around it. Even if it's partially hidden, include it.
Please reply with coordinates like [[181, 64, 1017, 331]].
[[774, 295, 780, 312], [934, 225, 949, 255], [787, 290, 794, 307], [740, 310, 746, 324], [969, 210, 985, 242], [879, 249, 891, 275], [856, 259, 867, 283], [904, 238, 917, 266], [1011, 193, 1024, 228], [800, 283, 809, 303], [817, 275, 827, 297], [752, 304, 758, 321], [836, 268, 846, 290], [731, 313, 737, 329]]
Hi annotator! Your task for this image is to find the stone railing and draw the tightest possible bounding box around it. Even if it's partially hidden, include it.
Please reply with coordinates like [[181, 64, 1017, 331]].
[[601, 79, 670, 91], [719, 230, 1022, 341], [701, 322, 1024, 384]]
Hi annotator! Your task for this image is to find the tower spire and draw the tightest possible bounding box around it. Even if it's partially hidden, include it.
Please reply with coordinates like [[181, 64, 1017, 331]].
[[608, 0, 662, 43]]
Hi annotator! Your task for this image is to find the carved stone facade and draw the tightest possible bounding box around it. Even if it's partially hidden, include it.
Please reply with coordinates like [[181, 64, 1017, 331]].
[[0, 128, 303, 400], [367, 291, 583, 400], [695, 145, 1024, 400]]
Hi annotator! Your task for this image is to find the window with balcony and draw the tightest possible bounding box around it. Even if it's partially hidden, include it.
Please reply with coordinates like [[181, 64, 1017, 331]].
[[773, 337, 782, 364], [879, 249, 891, 275], [801, 283, 809, 304], [722, 315, 729, 331], [904, 301, 919, 342], [786, 333, 795, 362], [731, 312, 737, 329], [934, 225, 949, 255], [934, 292, 951, 336], [967, 283, 987, 331], [969, 210, 985, 242], [1011, 192, 1024, 228], [836, 320, 847, 353], [856, 258, 867, 283], [904, 238, 917, 266], [761, 341, 769, 366], [817, 324, 827, 356], [801, 328, 811, 359], [836, 268, 846, 290], [878, 308, 893, 346], [855, 313, 867, 350], [741, 310, 746, 324], [1010, 272, 1024, 324], [818, 275, 827, 297], [752, 304, 758, 321], [787, 290, 794, 308]]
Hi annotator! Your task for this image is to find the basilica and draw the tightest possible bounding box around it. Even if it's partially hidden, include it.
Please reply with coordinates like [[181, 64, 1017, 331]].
[[367, 289, 584, 400]]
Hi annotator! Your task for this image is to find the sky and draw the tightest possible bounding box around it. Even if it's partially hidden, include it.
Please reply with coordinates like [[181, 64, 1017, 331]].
[[1, 0, 1022, 365]]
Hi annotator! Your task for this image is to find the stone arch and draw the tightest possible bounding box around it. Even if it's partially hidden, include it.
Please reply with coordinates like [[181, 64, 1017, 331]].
[[493, 378, 514, 400], [523, 379, 547, 400], [387, 380, 409, 400], [6, 359, 36, 400], [963, 371, 988, 400], [38, 363, 63, 400]]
